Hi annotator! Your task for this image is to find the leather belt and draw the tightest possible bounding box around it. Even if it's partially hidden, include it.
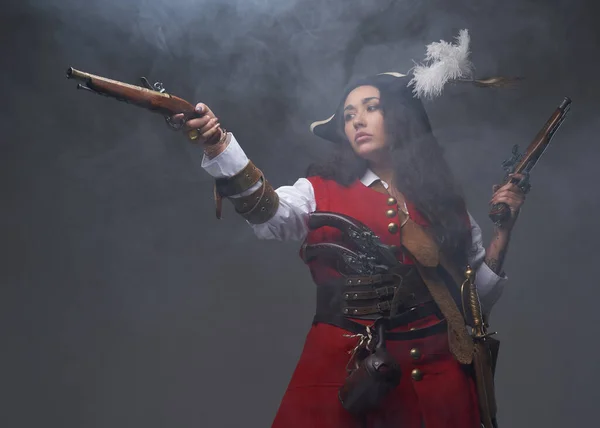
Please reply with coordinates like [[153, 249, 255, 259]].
[[343, 285, 397, 301], [313, 301, 444, 341], [324, 274, 397, 287], [386, 319, 447, 341], [343, 300, 394, 316]]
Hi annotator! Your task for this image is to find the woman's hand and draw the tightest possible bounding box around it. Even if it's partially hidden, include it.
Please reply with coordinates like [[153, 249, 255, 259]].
[[490, 173, 527, 231], [171, 103, 221, 144]]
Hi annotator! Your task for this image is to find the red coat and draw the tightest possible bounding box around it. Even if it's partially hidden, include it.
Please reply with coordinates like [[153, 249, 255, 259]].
[[271, 176, 481, 428]]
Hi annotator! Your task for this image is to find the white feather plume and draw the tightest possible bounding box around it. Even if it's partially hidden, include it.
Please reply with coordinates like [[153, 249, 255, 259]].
[[408, 29, 474, 99]]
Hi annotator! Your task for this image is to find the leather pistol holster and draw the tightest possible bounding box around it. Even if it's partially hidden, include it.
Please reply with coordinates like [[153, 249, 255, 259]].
[[338, 320, 401, 415]]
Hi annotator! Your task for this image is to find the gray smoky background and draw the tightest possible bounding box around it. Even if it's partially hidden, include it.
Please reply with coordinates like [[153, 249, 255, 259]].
[[1, 0, 599, 427]]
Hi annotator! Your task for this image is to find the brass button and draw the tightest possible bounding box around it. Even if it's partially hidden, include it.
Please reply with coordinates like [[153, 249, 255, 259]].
[[385, 209, 396, 218], [409, 327, 417, 331], [411, 368, 423, 381], [387, 197, 396, 206], [410, 348, 421, 360], [388, 222, 398, 234]]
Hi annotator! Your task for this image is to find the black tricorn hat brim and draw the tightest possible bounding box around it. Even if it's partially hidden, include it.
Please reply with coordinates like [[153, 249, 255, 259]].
[[310, 72, 421, 144]]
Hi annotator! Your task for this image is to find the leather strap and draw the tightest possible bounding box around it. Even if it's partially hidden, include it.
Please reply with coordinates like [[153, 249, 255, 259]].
[[343, 285, 396, 301], [214, 182, 223, 219], [322, 274, 396, 287], [386, 319, 447, 340], [313, 301, 443, 340], [316, 268, 432, 319], [235, 179, 279, 224], [400, 225, 474, 363], [387, 301, 442, 330], [398, 217, 439, 267], [212, 161, 280, 223], [343, 300, 392, 316], [436, 261, 473, 327], [390, 192, 473, 363], [342, 284, 433, 317], [215, 161, 262, 197], [213, 160, 262, 220], [229, 181, 264, 213], [388, 186, 474, 363], [410, 259, 474, 364]]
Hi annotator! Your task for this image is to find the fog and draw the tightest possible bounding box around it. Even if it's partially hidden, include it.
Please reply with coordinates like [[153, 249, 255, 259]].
[[2, 0, 599, 427]]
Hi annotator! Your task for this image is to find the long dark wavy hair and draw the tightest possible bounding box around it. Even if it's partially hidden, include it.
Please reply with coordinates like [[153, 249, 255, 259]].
[[306, 79, 471, 265]]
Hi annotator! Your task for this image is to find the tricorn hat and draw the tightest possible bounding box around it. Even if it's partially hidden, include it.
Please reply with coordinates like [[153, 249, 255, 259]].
[[310, 29, 519, 144], [310, 72, 427, 144]]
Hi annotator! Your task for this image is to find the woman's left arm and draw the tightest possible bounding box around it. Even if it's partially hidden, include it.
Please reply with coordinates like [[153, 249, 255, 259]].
[[467, 173, 527, 314], [484, 173, 527, 275]]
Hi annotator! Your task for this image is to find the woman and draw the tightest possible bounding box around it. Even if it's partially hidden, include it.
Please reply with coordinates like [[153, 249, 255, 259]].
[[173, 72, 525, 427]]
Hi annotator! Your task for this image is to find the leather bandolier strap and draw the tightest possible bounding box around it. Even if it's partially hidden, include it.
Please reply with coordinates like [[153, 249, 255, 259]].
[[213, 160, 280, 224], [386, 185, 474, 364], [410, 261, 474, 364], [398, 214, 474, 364]]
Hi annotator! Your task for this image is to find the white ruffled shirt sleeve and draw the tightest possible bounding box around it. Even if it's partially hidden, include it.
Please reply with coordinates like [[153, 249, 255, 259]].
[[201, 134, 507, 312]]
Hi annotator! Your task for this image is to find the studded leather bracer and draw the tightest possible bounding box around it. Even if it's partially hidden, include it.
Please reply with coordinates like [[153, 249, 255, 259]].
[[213, 160, 280, 224]]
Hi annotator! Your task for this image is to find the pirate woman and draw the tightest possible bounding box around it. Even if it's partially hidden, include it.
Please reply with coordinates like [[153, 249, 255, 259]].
[[173, 30, 525, 428]]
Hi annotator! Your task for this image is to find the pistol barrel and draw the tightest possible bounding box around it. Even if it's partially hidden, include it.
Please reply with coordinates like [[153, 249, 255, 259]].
[[559, 97, 572, 111], [66, 67, 90, 81]]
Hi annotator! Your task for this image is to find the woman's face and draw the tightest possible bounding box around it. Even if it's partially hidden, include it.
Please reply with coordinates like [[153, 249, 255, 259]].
[[343, 85, 388, 163]]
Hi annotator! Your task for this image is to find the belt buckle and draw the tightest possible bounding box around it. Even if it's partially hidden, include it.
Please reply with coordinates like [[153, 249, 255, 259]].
[[375, 285, 395, 298], [376, 301, 391, 313]]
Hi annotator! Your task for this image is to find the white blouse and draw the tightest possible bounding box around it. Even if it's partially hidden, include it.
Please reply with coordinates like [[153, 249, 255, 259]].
[[201, 134, 507, 314]]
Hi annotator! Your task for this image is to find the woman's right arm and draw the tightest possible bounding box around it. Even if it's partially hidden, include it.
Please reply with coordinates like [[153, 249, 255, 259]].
[[175, 103, 316, 242], [201, 132, 316, 242], [175, 103, 317, 242]]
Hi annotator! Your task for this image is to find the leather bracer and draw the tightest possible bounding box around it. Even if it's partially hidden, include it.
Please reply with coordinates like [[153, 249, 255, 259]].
[[213, 160, 279, 224]]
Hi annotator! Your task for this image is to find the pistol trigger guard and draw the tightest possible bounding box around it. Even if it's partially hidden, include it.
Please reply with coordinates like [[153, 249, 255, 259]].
[[165, 115, 183, 131], [517, 172, 532, 194], [76, 83, 97, 94]]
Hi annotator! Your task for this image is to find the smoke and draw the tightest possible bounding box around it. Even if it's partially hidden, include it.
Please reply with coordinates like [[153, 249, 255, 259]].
[[21, 0, 391, 155], [4, 1, 600, 427], [21, 0, 590, 151]]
